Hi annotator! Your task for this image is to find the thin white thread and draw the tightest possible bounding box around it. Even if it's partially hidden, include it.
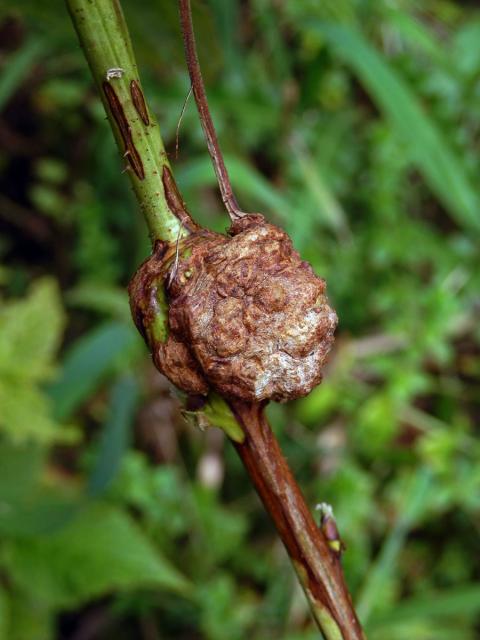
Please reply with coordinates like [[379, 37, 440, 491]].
[[106, 67, 124, 80], [175, 84, 193, 159], [168, 221, 184, 287]]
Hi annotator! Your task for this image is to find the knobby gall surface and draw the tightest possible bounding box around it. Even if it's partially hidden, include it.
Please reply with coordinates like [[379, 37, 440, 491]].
[[129, 214, 337, 402]]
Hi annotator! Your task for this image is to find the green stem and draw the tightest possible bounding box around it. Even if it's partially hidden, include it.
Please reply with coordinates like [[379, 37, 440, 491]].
[[66, 0, 190, 244]]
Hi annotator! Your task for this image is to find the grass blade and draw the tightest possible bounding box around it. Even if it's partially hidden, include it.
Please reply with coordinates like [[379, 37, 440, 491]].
[[48, 322, 138, 420], [356, 467, 433, 622], [0, 39, 44, 110], [316, 23, 480, 233], [87, 374, 139, 496], [369, 584, 480, 628]]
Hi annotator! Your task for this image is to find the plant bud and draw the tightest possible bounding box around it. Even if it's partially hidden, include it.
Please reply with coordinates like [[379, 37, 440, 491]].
[[129, 215, 337, 402]]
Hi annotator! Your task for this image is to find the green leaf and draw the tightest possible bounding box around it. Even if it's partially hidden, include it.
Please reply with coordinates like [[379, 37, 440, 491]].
[[0, 278, 65, 382], [0, 441, 80, 537], [3, 593, 54, 640], [0, 280, 70, 444], [193, 487, 248, 566], [3, 504, 190, 608], [0, 383, 76, 444], [388, 11, 446, 64], [0, 39, 45, 111], [356, 467, 433, 622], [87, 375, 140, 496], [316, 23, 480, 233], [0, 440, 45, 503], [183, 392, 244, 443], [369, 584, 480, 628], [0, 588, 8, 640], [197, 573, 256, 640], [67, 282, 131, 319], [48, 321, 139, 421], [290, 141, 350, 239], [0, 492, 82, 537]]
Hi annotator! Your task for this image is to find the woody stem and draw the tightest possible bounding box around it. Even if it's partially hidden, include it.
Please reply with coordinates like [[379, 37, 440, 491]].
[[230, 401, 365, 640]]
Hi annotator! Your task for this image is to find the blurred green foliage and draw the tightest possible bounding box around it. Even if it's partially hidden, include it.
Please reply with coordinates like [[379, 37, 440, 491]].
[[1, 0, 480, 638]]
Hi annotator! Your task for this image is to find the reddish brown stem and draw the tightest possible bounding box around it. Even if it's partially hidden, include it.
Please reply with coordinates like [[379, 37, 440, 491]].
[[178, 0, 247, 221], [230, 401, 365, 640]]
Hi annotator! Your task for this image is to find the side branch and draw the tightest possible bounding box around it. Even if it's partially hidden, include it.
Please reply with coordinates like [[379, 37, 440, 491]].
[[178, 0, 248, 221], [230, 401, 365, 640]]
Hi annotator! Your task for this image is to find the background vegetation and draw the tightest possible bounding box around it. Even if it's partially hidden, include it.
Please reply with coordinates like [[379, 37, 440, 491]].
[[1, 0, 480, 638]]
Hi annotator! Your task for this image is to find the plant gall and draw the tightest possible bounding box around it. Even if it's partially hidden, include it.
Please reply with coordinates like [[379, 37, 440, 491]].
[[129, 214, 337, 403]]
